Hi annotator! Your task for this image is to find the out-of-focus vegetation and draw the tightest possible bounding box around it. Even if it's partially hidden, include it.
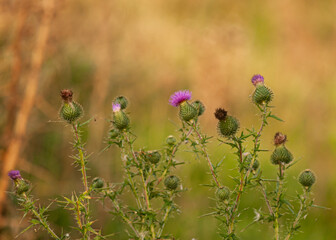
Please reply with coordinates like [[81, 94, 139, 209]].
[[1, 0, 336, 239]]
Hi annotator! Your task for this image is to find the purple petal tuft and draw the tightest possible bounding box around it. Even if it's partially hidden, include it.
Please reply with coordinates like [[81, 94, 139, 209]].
[[251, 74, 264, 86], [112, 103, 121, 112], [8, 170, 22, 180], [169, 90, 192, 107]]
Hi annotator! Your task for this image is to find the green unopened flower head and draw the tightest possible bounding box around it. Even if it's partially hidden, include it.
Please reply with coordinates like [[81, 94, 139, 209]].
[[252, 85, 273, 106], [270, 132, 293, 165], [166, 135, 177, 146], [215, 108, 239, 137], [146, 151, 161, 164], [59, 90, 83, 123], [270, 145, 293, 165], [298, 169, 316, 188], [112, 103, 129, 130], [114, 96, 128, 110], [169, 90, 197, 121], [216, 186, 230, 201], [92, 177, 104, 189], [251, 75, 273, 105], [164, 175, 180, 190], [192, 100, 206, 116]]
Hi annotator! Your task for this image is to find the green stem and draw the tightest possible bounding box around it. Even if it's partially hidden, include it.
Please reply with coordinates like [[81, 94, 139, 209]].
[[274, 164, 284, 240], [22, 194, 60, 240], [228, 104, 268, 235], [111, 199, 141, 238], [157, 127, 193, 185], [157, 193, 173, 237], [124, 132, 156, 239], [284, 190, 309, 240], [191, 122, 221, 188], [72, 123, 90, 240]]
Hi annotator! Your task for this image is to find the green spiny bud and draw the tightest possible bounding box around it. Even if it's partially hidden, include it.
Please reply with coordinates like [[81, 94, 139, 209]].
[[92, 177, 104, 189], [166, 135, 177, 146], [298, 169, 316, 188], [113, 110, 130, 130], [146, 151, 161, 164], [192, 100, 206, 116], [217, 115, 239, 137], [164, 175, 180, 190], [59, 90, 83, 123], [109, 128, 120, 139], [179, 101, 197, 121], [270, 145, 293, 165], [216, 186, 230, 201], [16, 179, 30, 195], [252, 85, 273, 105], [114, 96, 128, 110]]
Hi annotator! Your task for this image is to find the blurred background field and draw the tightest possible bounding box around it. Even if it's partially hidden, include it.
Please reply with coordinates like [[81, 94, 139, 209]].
[[1, 0, 336, 239]]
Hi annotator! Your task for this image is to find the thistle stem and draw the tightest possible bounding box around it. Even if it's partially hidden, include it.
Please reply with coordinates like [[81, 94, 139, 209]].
[[191, 122, 221, 188], [274, 163, 284, 240], [284, 190, 309, 240], [22, 193, 60, 240], [124, 132, 156, 239], [228, 104, 268, 235], [157, 127, 193, 185], [72, 123, 90, 240]]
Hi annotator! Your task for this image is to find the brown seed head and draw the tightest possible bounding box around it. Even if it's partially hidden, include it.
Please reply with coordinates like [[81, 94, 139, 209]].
[[274, 132, 287, 146], [60, 89, 73, 103], [214, 108, 228, 120]]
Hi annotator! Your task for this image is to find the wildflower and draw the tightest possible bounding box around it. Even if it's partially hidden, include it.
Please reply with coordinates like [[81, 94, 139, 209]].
[[112, 103, 121, 112], [114, 96, 128, 110], [251, 74, 264, 86], [169, 90, 192, 107], [8, 170, 22, 181]]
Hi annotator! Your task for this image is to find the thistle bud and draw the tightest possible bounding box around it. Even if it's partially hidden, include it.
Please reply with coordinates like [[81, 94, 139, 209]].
[[216, 186, 230, 201], [252, 85, 273, 106], [114, 96, 128, 110], [59, 90, 83, 123], [179, 101, 198, 121], [112, 103, 130, 130], [166, 135, 177, 146], [146, 151, 161, 164], [270, 145, 293, 165], [298, 169, 316, 188], [192, 100, 206, 116], [164, 175, 180, 190], [92, 177, 104, 189], [216, 111, 239, 137]]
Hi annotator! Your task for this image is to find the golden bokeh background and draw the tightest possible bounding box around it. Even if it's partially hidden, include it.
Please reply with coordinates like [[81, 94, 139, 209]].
[[1, 0, 336, 239]]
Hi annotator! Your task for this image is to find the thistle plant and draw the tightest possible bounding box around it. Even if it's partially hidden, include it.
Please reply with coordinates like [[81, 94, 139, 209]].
[[7, 78, 320, 240], [167, 75, 319, 240], [97, 95, 187, 240]]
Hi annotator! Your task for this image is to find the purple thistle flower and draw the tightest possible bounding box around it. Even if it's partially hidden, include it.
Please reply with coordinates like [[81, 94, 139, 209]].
[[112, 103, 121, 112], [169, 90, 192, 107], [8, 170, 22, 180], [251, 74, 264, 86]]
